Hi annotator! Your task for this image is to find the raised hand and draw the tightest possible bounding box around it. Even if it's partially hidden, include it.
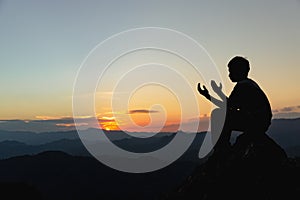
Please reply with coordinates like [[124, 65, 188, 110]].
[[211, 80, 227, 101], [197, 83, 210, 100], [211, 80, 222, 94]]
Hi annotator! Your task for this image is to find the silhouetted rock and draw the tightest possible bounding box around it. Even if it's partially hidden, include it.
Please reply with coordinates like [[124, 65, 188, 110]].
[[164, 133, 300, 200]]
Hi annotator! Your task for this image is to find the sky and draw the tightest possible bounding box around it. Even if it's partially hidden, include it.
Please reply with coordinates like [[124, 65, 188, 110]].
[[0, 0, 299, 132]]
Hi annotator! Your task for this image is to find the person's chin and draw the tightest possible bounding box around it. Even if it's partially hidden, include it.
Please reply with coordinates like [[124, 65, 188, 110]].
[[230, 78, 237, 82]]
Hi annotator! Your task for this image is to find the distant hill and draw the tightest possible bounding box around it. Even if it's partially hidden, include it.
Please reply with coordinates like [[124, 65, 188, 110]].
[[267, 118, 300, 149], [0, 132, 206, 161], [0, 139, 90, 159], [0, 118, 299, 159], [0, 128, 173, 145], [285, 145, 300, 157], [0, 129, 79, 145]]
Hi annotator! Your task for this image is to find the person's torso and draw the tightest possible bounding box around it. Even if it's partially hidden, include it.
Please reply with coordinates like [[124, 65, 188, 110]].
[[228, 78, 272, 122]]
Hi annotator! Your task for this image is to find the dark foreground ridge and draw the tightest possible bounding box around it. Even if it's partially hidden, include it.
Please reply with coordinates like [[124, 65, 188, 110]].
[[0, 151, 198, 200], [163, 133, 300, 200]]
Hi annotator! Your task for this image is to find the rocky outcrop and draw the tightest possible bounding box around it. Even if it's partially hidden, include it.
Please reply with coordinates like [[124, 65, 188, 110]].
[[165, 133, 299, 200]]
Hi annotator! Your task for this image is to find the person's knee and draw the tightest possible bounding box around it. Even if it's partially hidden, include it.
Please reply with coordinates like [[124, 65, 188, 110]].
[[211, 108, 222, 118], [211, 108, 227, 124], [211, 108, 228, 135]]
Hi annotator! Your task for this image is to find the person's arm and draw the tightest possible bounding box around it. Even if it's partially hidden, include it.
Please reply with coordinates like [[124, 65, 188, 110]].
[[197, 83, 226, 108], [211, 80, 227, 102], [210, 96, 226, 108]]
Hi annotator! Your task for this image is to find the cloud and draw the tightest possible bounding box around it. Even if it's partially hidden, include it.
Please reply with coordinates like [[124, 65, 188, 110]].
[[35, 116, 73, 120], [188, 114, 210, 122], [128, 109, 159, 114], [0, 115, 98, 132], [56, 123, 88, 127], [280, 107, 294, 112], [98, 118, 116, 123], [273, 112, 300, 119], [272, 105, 300, 119], [278, 105, 300, 112], [0, 119, 72, 132], [35, 116, 85, 123], [33, 115, 95, 124]]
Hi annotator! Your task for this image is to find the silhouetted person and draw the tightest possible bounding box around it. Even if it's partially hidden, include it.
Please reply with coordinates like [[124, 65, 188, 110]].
[[167, 56, 288, 200], [198, 56, 273, 156]]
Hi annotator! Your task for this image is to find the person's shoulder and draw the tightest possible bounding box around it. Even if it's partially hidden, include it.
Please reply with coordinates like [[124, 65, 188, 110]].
[[237, 78, 260, 88], [233, 79, 261, 94], [238, 78, 253, 84]]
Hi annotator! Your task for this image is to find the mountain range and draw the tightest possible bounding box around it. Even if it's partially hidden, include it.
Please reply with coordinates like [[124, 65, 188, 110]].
[[0, 118, 299, 159]]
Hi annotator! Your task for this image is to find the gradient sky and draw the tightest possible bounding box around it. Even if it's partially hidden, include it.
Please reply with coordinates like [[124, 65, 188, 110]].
[[0, 1, 299, 132]]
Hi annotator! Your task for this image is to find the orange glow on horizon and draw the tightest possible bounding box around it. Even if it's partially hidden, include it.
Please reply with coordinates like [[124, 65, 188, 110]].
[[98, 117, 121, 131]]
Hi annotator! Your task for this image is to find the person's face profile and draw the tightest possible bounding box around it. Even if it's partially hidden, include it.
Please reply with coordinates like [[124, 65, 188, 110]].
[[228, 66, 242, 82]]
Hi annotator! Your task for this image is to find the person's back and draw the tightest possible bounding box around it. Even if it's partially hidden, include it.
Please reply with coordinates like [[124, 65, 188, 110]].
[[228, 78, 272, 133]]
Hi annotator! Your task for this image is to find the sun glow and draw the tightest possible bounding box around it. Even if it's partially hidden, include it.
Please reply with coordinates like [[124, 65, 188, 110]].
[[98, 116, 120, 131]]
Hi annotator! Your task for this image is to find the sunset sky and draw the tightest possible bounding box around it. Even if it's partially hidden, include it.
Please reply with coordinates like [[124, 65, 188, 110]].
[[0, 1, 299, 132]]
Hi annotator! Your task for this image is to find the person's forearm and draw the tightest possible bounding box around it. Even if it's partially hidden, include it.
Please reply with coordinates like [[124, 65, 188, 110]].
[[217, 91, 227, 102], [209, 96, 226, 108]]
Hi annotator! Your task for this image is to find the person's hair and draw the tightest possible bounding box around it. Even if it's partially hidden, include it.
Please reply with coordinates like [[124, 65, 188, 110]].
[[227, 56, 250, 75]]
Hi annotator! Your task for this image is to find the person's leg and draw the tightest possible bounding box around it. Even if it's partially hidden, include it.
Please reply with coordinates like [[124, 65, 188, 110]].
[[231, 118, 265, 157], [210, 108, 231, 152], [212, 108, 250, 154]]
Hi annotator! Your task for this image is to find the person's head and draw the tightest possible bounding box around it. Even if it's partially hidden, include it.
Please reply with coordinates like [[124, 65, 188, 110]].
[[227, 56, 250, 82]]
